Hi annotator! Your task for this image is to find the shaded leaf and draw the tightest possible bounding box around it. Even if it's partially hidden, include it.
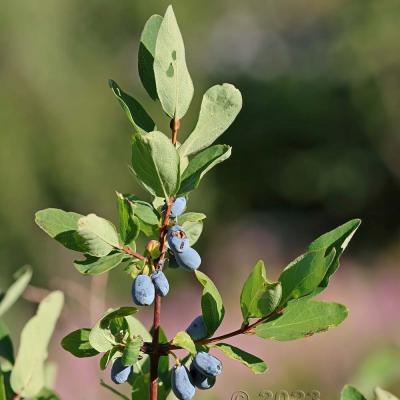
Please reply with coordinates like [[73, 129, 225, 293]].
[[195, 271, 224, 336], [278, 249, 336, 305], [154, 5, 193, 118], [255, 299, 348, 341], [35, 208, 86, 251], [11, 291, 64, 398], [0, 265, 32, 317], [131, 131, 180, 198], [179, 84, 242, 157], [178, 144, 231, 195], [61, 328, 99, 358], [116, 192, 140, 245], [99, 347, 122, 371], [138, 14, 163, 100], [240, 261, 282, 323], [0, 320, 14, 365], [214, 343, 268, 374], [73, 252, 125, 275], [109, 80, 155, 134]]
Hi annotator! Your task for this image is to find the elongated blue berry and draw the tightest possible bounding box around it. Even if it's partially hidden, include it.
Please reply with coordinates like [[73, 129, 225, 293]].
[[171, 197, 187, 218], [151, 270, 169, 297], [186, 315, 208, 341], [131, 274, 155, 306], [190, 365, 216, 390], [111, 358, 131, 384], [192, 352, 222, 377], [167, 225, 189, 253], [171, 365, 196, 400], [175, 247, 201, 271]]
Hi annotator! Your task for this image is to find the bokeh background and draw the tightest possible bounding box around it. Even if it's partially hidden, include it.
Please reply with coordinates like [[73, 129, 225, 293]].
[[1, 0, 400, 399]]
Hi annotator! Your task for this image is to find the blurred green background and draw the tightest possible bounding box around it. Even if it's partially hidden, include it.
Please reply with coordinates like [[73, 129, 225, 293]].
[[1, 0, 400, 399]]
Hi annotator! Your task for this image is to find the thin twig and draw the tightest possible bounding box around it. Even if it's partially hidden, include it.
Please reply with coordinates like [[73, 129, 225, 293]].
[[149, 117, 180, 400], [120, 245, 146, 261]]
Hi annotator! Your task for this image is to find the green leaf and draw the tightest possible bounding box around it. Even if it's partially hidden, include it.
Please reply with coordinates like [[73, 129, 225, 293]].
[[61, 328, 99, 358], [116, 192, 140, 244], [278, 249, 336, 305], [0, 320, 14, 364], [126, 316, 151, 342], [131, 131, 180, 198], [341, 385, 367, 400], [131, 372, 150, 400], [108, 80, 155, 134], [73, 252, 125, 275], [240, 261, 282, 323], [0, 371, 6, 400], [375, 388, 399, 400], [194, 271, 225, 336], [99, 347, 122, 370], [171, 331, 196, 355], [35, 208, 86, 251], [214, 343, 268, 374], [179, 84, 242, 157], [309, 219, 361, 289], [154, 5, 193, 118], [10, 291, 64, 398], [122, 337, 143, 366], [34, 387, 60, 400], [88, 313, 144, 362], [177, 212, 206, 224], [178, 144, 231, 195], [77, 214, 120, 257], [128, 199, 159, 226], [181, 220, 203, 246], [101, 307, 137, 327], [0, 265, 32, 317], [255, 299, 348, 341], [138, 14, 163, 100]]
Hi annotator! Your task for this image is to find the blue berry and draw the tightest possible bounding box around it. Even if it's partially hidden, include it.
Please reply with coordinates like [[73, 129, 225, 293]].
[[171, 365, 196, 400], [190, 364, 216, 390], [186, 315, 208, 341], [167, 225, 189, 253], [171, 197, 187, 218], [151, 270, 169, 297], [175, 247, 201, 271], [131, 274, 155, 306], [192, 352, 222, 377], [111, 358, 131, 384]]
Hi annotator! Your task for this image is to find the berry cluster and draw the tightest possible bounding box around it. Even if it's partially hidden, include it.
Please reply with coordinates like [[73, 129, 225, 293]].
[[130, 197, 201, 306], [172, 352, 223, 400]]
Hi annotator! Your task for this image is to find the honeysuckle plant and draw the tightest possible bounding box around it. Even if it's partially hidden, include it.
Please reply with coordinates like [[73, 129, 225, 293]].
[[0, 267, 64, 399], [35, 5, 361, 400]]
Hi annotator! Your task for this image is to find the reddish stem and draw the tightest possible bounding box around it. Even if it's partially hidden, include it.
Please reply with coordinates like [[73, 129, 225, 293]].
[[149, 118, 179, 400]]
